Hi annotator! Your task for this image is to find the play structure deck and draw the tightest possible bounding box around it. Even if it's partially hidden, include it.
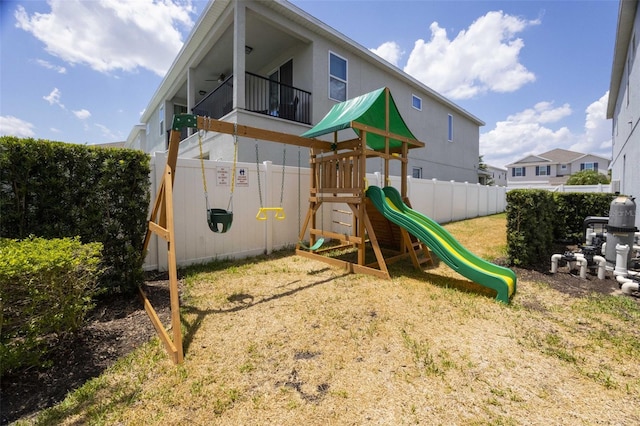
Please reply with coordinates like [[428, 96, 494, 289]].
[[141, 87, 517, 364]]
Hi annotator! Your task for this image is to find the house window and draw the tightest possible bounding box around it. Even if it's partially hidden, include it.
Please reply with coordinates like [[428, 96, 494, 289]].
[[580, 162, 598, 171], [447, 114, 453, 142], [159, 105, 165, 136], [412, 167, 422, 179], [512, 167, 526, 177], [329, 52, 347, 102], [412, 94, 422, 111], [536, 165, 551, 176]]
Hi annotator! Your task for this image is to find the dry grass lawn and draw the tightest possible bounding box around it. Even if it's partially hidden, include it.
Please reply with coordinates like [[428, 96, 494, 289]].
[[23, 214, 640, 425]]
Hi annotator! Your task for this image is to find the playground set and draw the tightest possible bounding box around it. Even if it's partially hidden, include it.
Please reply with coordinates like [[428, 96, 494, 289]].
[[141, 87, 517, 364]]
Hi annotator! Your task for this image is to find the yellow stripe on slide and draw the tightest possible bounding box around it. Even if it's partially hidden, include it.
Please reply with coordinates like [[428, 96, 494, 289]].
[[386, 197, 514, 295]]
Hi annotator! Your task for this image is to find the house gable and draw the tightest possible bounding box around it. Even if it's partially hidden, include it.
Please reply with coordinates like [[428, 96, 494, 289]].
[[506, 148, 611, 187]]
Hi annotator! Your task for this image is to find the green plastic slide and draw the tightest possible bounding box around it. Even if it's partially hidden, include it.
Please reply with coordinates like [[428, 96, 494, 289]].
[[366, 186, 516, 303]]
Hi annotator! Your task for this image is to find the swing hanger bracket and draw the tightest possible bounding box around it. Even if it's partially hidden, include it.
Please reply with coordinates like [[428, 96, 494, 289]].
[[172, 113, 198, 131]]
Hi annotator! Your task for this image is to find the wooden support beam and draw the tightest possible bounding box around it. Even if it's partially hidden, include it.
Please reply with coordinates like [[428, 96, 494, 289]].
[[310, 228, 363, 244], [196, 116, 332, 150], [141, 164, 184, 364], [350, 121, 424, 148], [296, 250, 390, 279]]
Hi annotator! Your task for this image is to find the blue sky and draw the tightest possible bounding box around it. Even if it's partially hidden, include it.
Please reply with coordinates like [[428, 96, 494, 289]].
[[0, 0, 619, 169]]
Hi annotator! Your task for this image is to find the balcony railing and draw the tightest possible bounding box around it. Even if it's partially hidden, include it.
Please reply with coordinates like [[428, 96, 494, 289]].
[[192, 75, 233, 119], [192, 72, 311, 125]]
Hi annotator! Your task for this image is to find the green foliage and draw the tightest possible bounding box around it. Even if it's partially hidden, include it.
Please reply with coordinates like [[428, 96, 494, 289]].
[[506, 190, 555, 266], [506, 190, 616, 265], [566, 170, 610, 185], [0, 137, 150, 293], [0, 237, 103, 374], [552, 192, 614, 242]]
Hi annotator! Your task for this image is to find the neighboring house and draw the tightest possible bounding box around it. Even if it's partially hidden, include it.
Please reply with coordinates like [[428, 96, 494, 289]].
[[478, 165, 507, 186], [607, 0, 639, 214], [126, 0, 484, 183], [506, 148, 610, 187]]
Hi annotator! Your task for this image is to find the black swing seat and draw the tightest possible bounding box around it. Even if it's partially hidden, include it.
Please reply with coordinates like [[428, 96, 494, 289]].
[[207, 208, 233, 233]]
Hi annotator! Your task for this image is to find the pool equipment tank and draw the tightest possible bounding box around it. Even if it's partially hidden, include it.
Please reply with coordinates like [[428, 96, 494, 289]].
[[605, 196, 637, 269]]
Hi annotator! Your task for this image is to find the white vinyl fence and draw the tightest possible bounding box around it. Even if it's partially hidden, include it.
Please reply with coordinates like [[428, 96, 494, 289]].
[[144, 153, 507, 271], [507, 183, 615, 193]]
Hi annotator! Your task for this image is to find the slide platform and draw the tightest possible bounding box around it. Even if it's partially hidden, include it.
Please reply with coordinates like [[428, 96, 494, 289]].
[[366, 186, 516, 303]]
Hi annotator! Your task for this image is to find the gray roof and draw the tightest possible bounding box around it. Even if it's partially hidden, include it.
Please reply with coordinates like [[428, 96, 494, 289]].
[[507, 148, 609, 167], [538, 148, 585, 163]]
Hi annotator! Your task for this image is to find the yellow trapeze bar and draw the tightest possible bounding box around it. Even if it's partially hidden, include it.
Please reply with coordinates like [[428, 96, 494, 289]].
[[256, 207, 286, 221]]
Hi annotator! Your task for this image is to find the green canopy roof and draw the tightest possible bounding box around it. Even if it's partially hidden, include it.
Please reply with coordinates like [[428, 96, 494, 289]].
[[301, 87, 419, 151]]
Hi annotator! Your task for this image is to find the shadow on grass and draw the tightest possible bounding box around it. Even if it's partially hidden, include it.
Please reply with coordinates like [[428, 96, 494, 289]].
[[391, 261, 499, 301], [326, 244, 501, 302], [180, 270, 349, 356]]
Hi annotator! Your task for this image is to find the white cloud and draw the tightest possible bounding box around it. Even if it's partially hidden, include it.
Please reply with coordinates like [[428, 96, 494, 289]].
[[404, 11, 539, 99], [370, 41, 403, 67], [569, 92, 611, 158], [35, 58, 67, 73], [73, 109, 92, 120], [15, 0, 195, 76], [480, 93, 613, 168], [0, 116, 36, 138], [43, 87, 64, 108], [95, 123, 119, 140], [480, 102, 574, 167]]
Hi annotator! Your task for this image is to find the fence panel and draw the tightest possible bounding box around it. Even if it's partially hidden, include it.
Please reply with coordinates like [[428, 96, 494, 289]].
[[145, 155, 507, 270], [507, 183, 612, 193]]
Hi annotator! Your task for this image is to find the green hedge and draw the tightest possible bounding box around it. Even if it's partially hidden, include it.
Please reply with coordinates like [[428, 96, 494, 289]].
[[506, 189, 616, 267], [506, 190, 556, 267], [0, 237, 103, 374], [0, 137, 150, 294], [551, 192, 614, 243]]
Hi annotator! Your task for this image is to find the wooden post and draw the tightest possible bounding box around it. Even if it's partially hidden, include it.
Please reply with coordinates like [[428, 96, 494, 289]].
[[358, 133, 367, 267], [140, 127, 185, 364], [384, 87, 390, 187]]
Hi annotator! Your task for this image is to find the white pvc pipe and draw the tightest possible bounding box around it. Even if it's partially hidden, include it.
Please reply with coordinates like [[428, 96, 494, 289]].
[[551, 254, 562, 273], [585, 230, 595, 246], [593, 255, 606, 280], [614, 244, 630, 276], [617, 275, 639, 294], [574, 253, 587, 279], [601, 242, 606, 256]]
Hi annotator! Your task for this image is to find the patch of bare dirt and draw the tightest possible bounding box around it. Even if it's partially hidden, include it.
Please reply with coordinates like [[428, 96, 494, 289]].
[[0, 274, 172, 425]]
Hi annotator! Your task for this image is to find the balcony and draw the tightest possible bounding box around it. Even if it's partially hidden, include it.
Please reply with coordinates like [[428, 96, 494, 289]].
[[192, 72, 311, 125]]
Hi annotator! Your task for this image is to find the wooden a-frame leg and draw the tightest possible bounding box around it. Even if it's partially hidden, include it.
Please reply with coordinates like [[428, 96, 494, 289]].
[[140, 165, 184, 364]]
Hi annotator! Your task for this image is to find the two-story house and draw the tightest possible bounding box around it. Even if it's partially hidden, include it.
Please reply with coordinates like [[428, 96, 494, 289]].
[[126, 0, 484, 183], [506, 148, 610, 187], [607, 0, 639, 227], [479, 165, 507, 186]]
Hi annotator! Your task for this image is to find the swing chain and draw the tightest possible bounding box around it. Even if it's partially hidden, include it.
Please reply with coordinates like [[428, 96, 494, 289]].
[[297, 147, 301, 234], [228, 123, 238, 212], [255, 140, 286, 210], [279, 144, 286, 207], [255, 140, 263, 208], [197, 128, 211, 211]]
